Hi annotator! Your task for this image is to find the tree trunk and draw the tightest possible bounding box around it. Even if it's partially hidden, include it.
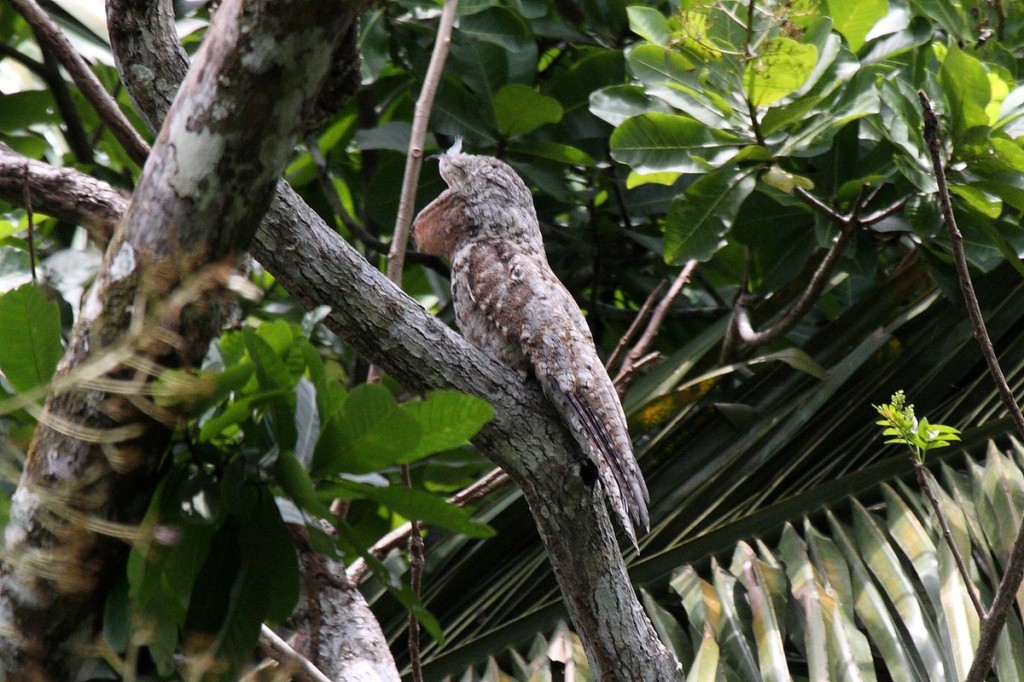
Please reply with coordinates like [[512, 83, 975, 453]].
[[0, 1, 362, 678]]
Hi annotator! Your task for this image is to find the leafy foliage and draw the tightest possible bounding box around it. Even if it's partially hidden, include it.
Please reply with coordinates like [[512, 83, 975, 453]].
[[875, 390, 961, 462]]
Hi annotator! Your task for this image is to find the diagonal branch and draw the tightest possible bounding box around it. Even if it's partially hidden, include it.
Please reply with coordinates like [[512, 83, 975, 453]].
[[103, 2, 680, 678]]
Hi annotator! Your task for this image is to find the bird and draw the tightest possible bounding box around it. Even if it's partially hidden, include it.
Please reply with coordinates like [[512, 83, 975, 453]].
[[412, 142, 650, 547]]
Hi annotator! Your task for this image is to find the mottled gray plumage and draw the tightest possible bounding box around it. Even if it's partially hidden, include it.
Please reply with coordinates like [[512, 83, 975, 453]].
[[412, 144, 650, 546]]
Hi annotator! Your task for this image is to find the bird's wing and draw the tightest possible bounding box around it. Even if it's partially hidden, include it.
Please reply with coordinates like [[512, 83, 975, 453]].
[[454, 242, 649, 546]]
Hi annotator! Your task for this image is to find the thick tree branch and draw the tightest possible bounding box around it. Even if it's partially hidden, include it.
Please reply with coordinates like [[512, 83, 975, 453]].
[[0, 142, 125, 244], [104, 2, 679, 678], [0, 2, 362, 678]]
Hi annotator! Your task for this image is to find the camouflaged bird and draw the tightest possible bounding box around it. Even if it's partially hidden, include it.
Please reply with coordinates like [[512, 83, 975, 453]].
[[412, 143, 650, 546]]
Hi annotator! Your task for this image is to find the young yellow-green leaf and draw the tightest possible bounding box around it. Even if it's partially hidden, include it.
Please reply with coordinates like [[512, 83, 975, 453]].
[[823, 0, 888, 53], [939, 44, 991, 135], [493, 84, 563, 138], [949, 184, 1003, 219], [0, 283, 63, 394], [744, 38, 818, 107], [761, 164, 815, 194]]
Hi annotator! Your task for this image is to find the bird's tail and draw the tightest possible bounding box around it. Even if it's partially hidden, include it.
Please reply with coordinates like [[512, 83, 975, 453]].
[[564, 392, 650, 549]]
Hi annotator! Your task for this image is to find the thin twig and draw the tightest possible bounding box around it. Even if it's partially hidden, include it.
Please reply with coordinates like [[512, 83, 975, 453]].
[[9, 0, 149, 166], [403, 466, 425, 682], [22, 163, 37, 284], [345, 468, 511, 585], [605, 279, 668, 372], [367, 7, 458, 677], [919, 90, 1024, 682], [913, 461, 987, 619], [384, 0, 459, 284], [613, 260, 698, 394], [258, 625, 333, 682]]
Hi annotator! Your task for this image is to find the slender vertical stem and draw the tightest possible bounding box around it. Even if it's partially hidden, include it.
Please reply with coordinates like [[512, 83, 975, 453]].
[[919, 90, 1024, 682], [913, 460, 987, 619], [385, 0, 459, 284]]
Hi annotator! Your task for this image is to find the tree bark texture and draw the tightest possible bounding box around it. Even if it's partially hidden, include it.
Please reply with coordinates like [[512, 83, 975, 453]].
[[0, 2, 360, 679], [47, 2, 682, 679]]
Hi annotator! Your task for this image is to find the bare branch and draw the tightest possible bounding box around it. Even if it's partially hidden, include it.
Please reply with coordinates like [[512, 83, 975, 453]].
[[345, 468, 511, 585], [385, 0, 459, 284], [605, 279, 668, 373], [9, 0, 149, 165], [919, 90, 1024, 682], [613, 261, 699, 394], [259, 626, 333, 682]]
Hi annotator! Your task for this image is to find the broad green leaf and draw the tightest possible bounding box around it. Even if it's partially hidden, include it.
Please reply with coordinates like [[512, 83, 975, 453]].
[[327, 480, 495, 537], [401, 390, 493, 459], [910, 0, 969, 39], [243, 330, 298, 450], [312, 383, 422, 475], [949, 184, 1002, 219], [939, 45, 991, 137], [744, 38, 818, 107], [274, 449, 331, 518], [241, 490, 300, 623], [508, 141, 596, 166], [590, 85, 673, 127], [459, 7, 537, 83], [493, 84, 563, 137], [610, 112, 741, 175], [626, 44, 694, 86], [0, 283, 63, 394], [663, 167, 756, 263], [824, 0, 888, 52], [627, 5, 671, 45]]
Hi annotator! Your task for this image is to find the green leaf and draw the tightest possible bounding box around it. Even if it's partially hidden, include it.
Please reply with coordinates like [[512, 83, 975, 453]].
[[824, 0, 888, 53], [402, 390, 494, 459], [328, 480, 495, 538], [274, 449, 332, 518], [493, 84, 563, 137], [610, 112, 740, 174], [312, 383, 422, 475], [626, 5, 671, 45], [0, 283, 63, 394], [663, 167, 757, 263], [590, 85, 674, 127], [242, 491, 300, 623], [949, 184, 1002, 219], [939, 44, 991, 137], [507, 141, 596, 166], [744, 37, 818, 107], [626, 44, 694, 87]]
